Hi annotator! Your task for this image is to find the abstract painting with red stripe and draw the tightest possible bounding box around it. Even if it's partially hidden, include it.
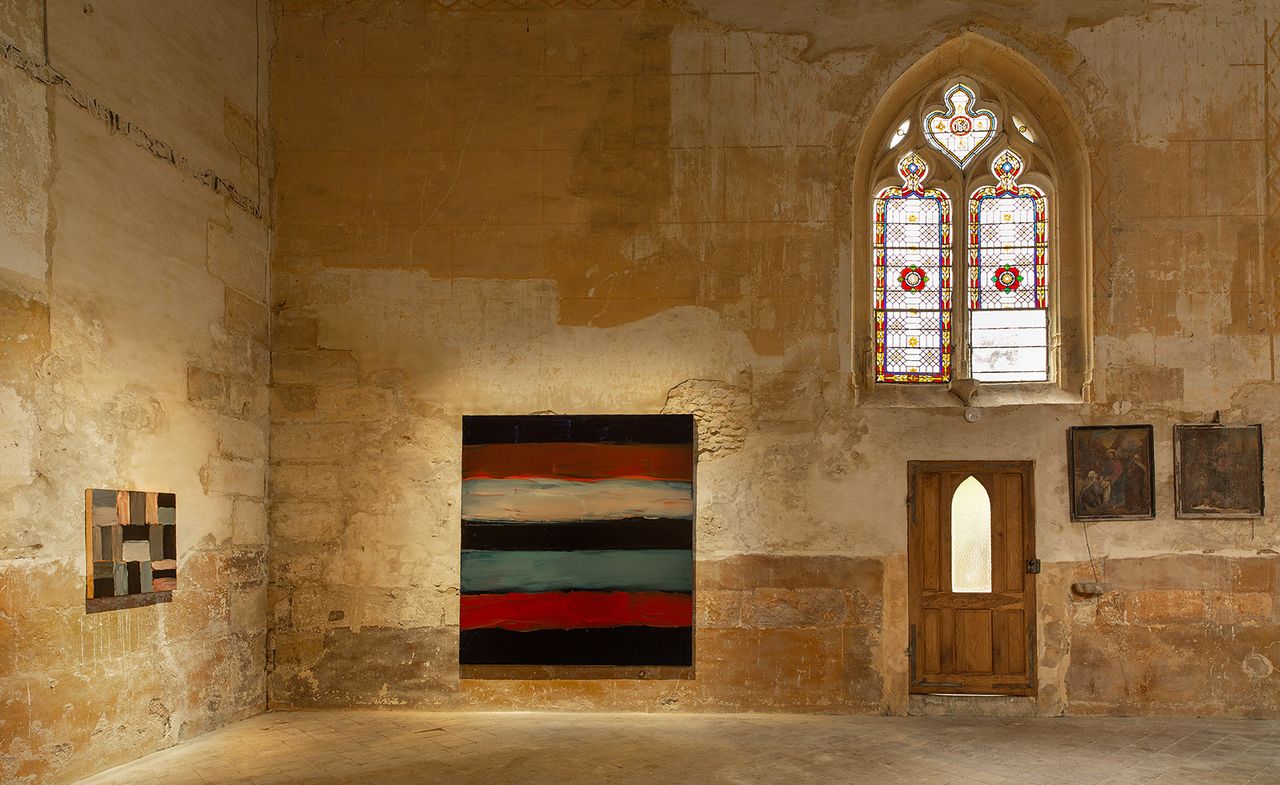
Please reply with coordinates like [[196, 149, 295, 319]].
[[460, 415, 695, 666]]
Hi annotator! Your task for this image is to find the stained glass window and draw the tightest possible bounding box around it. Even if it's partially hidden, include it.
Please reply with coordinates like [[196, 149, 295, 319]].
[[873, 151, 952, 383], [967, 149, 1049, 382], [1011, 114, 1036, 143], [889, 118, 910, 149], [924, 83, 997, 168]]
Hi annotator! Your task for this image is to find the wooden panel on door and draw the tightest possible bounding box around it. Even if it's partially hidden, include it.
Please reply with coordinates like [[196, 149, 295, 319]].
[[908, 461, 1036, 696], [954, 609, 993, 674]]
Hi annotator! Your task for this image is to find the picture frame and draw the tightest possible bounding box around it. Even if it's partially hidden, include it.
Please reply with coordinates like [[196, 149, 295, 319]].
[[1173, 424, 1264, 519], [1067, 425, 1156, 521]]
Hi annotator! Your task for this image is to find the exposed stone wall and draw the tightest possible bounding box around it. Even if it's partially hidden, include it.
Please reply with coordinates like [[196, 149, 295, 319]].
[[0, 2, 271, 783], [268, 0, 1278, 718]]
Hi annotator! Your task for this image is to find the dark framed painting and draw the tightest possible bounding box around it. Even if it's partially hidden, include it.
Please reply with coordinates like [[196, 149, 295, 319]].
[[459, 414, 695, 668], [1174, 424, 1264, 519], [1067, 425, 1155, 521]]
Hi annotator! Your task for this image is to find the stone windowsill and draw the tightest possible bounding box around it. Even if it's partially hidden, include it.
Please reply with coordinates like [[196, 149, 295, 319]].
[[856, 380, 1085, 409]]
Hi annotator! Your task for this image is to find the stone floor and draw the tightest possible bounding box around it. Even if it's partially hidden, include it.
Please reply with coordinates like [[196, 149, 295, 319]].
[[72, 711, 1280, 785]]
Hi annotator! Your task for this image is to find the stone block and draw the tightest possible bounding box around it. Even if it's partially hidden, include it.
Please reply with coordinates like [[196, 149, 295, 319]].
[[696, 590, 745, 629], [232, 498, 268, 546], [187, 366, 227, 407], [1103, 555, 1233, 591], [271, 384, 317, 417], [744, 588, 848, 629], [270, 463, 342, 501], [228, 377, 270, 420], [1125, 589, 1206, 624], [168, 589, 230, 642], [1232, 558, 1279, 592], [224, 287, 269, 345], [218, 416, 267, 461], [1212, 591, 1274, 624], [230, 584, 269, 635], [274, 270, 351, 308], [272, 501, 343, 544], [314, 383, 399, 419], [272, 422, 352, 462], [202, 458, 266, 499], [271, 313, 319, 350], [1104, 365, 1184, 405], [208, 221, 267, 302], [272, 349, 358, 384]]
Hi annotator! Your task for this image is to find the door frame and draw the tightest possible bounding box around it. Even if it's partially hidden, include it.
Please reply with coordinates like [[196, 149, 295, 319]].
[[906, 460, 1038, 696]]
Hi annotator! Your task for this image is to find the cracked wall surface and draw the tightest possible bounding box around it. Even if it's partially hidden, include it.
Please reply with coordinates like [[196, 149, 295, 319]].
[[268, 0, 1278, 717], [0, 2, 272, 784]]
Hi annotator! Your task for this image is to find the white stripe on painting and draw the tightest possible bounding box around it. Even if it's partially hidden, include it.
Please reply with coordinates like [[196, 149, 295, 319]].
[[461, 478, 694, 522]]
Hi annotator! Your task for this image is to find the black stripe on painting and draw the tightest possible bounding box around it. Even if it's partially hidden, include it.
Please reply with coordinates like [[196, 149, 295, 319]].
[[126, 561, 141, 594], [462, 415, 694, 446], [93, 577, 115, 597], [462, 519, 693, 550], [152, 568, 176, 579], [163, 526, 176, 559], [122, 525, 149, 541], [460, 626, 693, 666]]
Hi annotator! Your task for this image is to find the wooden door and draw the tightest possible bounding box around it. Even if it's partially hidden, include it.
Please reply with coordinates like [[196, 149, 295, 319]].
[[908, 461, 1036, 696]]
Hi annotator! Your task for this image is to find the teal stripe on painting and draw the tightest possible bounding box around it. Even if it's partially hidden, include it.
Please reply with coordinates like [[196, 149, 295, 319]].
[[460, 549, 693, 593]]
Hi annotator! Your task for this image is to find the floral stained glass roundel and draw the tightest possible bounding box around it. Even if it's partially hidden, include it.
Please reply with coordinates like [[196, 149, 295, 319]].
[[924, 83, 997, 168], [873, 151, 952, 383]]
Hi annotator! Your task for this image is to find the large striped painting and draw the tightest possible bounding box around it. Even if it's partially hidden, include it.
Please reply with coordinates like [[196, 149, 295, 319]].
[[460, 415, 695, 667]]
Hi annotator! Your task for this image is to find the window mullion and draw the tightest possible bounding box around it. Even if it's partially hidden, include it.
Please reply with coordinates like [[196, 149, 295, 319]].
[[953, 173, 971, 380]]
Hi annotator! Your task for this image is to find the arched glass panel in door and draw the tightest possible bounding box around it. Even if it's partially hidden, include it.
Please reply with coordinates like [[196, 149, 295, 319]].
[[950, 476, 992, 593]]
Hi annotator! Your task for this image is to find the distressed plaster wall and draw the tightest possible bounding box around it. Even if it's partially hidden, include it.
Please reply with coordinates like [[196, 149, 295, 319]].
[[267, 0, 1279, 717], [0, 2, 272, 783]]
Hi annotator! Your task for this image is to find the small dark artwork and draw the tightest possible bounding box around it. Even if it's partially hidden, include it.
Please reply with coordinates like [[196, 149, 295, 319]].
[[1068, 425, 1155, 521], [1174, 424, 1264, 519]]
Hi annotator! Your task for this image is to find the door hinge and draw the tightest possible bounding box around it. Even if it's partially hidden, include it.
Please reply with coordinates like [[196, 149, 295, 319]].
[[1025, 558, 1041, 574], [907, 624, 917, 682]]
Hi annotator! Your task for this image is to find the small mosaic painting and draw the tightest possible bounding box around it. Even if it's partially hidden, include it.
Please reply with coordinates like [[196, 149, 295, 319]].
[[86, 488, 176, 611]]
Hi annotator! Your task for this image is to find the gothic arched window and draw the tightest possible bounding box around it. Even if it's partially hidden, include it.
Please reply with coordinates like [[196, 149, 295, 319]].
[[857, 48, 1090, 403], [873, 78, 1053, 386]]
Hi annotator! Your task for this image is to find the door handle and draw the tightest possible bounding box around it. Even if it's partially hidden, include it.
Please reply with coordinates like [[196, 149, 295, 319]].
[[1026, 558, 1041, 574]]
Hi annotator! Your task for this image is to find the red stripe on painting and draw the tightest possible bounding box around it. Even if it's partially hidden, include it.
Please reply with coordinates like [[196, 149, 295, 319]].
[[460, 591, 693, 632], [462, 443, 694, 482]]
